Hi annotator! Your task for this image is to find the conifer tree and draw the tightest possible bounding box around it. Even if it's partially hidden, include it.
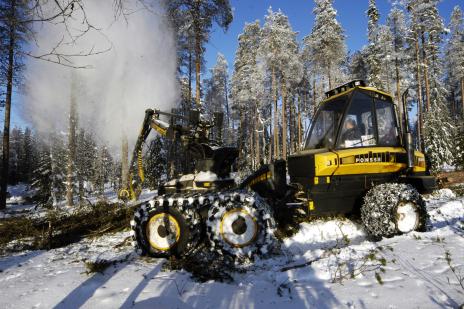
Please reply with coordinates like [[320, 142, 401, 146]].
[[32, 141, 52, 207], [445, 6, 464, 116], [259, 8, 302, 160], [232, 20, 264, 169], [204, 53, 230, 142], [387, 7, 409, 123], [407, 0, 456, 172], [166, 0, 233, 107], [303, 0, 346, 90], [349, 50, 369, 81], [144, 136, 167, 189], [366, 0, 383, 89]]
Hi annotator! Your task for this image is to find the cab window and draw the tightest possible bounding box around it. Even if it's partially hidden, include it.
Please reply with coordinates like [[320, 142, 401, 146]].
[[305, 98, 346, 149], [338, 92, 377, 148], [375, 99, 400, 146]]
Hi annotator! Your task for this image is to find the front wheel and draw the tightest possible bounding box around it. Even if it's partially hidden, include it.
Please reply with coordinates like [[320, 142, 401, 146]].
[[361, 183, 428, 239]]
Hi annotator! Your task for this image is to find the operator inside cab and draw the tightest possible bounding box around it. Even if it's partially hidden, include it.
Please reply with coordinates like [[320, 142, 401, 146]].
[[340, 117, 362, 147], [306, 87, 401, 150]]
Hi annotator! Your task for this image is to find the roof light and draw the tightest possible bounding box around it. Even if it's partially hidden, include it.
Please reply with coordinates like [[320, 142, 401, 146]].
[[325, 80, 366, 98]]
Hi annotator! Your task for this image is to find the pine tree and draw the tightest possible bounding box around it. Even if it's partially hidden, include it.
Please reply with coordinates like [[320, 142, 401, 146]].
[[232, 20, 264, 170], [0, 0, 29, 209], [93, 145, 106, 198], [32, 141, 52, 207], [407, 0, 456, 172], [366, 0, 383, 89], [65, 76, 78, 207], [144, 136, 167, 189], [100, 145, 114, 188], [166, 0, 233, 107], [303, 0, 347, 91], [259, 8, 302, 160], [349, 50, 369, 81], [387, 7, 409, 124], [204, 53, 230, 142], [49, 132, 67, 206], [20, 127, 34, 183], [445, 6, 464, 116], [377, 25, 395, 93], [76, 129, 98, 202], [8, 127, 22, 184]]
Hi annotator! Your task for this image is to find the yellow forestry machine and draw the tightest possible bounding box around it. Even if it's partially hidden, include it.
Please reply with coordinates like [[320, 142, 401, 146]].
[[123, 80, 436, 261]]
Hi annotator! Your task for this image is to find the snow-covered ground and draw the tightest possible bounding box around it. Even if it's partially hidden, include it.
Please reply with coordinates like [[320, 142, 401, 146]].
[[0, 184, 157, 219], [0, 189, 463, 308]]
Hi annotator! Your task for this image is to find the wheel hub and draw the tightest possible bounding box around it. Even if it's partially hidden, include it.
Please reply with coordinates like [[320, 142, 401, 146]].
[[396, 202, 420, 233], [231, 217, 247, 235], [146, 213, 180, 251], [220, 209, 258, 248]]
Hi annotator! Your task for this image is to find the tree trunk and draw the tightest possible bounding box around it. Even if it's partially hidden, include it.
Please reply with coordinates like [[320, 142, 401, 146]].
[[421, 33, 430, 113], [224, 74, 230, 143], [254, 106, 260, 167], [121, 134, 129, 190], [238, 108, 244, 166], [327, 63, 332, 90], [193, 2, 202, 108], [312, 77, 317, 116], [395, 57, 403, 133], [414, 33, 423, 151], [289, 94, 294, 154], [272, 67, 279, 159], [0, 0, 16, 210], [188, 48, 192, 105], [461, 78, 464, 116], [66, 83, 77, 207], [195, 35, 201, 107], [298, 110, 302, 150], [281, 76, 287, 160], [268, 105, 272, 163]]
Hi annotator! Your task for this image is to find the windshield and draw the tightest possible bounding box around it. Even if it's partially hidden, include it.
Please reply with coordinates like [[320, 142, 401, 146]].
[[305, 97, 347, 149], [338, 91, 376, 148]]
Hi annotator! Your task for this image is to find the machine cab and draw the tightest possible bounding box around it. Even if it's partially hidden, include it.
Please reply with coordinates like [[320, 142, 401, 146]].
[[306, 80, 400, 150]]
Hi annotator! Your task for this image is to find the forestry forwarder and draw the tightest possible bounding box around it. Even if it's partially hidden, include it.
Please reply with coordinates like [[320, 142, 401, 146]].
[[124, 80, 436, 261]]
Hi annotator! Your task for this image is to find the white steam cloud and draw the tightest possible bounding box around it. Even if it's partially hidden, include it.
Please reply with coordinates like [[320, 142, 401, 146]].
[[23, 0, 178, 152]]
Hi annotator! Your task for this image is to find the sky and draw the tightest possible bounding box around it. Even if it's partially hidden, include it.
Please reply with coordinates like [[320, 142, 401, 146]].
[[5, 0, 463, 129], [204, 0, 463, 74]]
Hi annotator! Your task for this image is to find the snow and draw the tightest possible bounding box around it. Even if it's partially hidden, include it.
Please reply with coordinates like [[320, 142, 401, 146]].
[[1, 191, 463, 308], [0, 185, 157, 220], [195, 171, 218, 182]]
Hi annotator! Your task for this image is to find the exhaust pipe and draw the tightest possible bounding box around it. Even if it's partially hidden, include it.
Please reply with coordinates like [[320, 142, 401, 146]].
[[402, 89, 414, 172]]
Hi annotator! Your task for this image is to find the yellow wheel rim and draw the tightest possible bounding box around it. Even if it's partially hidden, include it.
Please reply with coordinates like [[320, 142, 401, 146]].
[[146, 213, 181, 251], [119, 189, 130, 200], [220, 208, 258, 248]]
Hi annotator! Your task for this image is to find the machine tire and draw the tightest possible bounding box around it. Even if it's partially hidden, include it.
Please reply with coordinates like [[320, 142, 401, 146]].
[[206, 192, 276, 261], [361, 183, 428, 239], [131, 197, 201, 258]]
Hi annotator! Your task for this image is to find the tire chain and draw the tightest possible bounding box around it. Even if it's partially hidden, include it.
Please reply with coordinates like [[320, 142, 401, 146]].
[[361, 183, 428, 239], [131, 191, 277, 261], [130, 193, 202, 257], [206, 191, 277, 262]]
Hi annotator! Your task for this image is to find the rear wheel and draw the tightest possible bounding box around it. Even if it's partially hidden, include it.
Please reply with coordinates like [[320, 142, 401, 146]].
[[361, 183, 427, 239], [206, 192, 276, 261], [131, 198, 201, 257]]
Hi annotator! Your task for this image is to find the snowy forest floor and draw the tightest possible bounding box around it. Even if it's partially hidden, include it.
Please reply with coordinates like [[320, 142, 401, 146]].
[[0, 187, 463, 308]]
